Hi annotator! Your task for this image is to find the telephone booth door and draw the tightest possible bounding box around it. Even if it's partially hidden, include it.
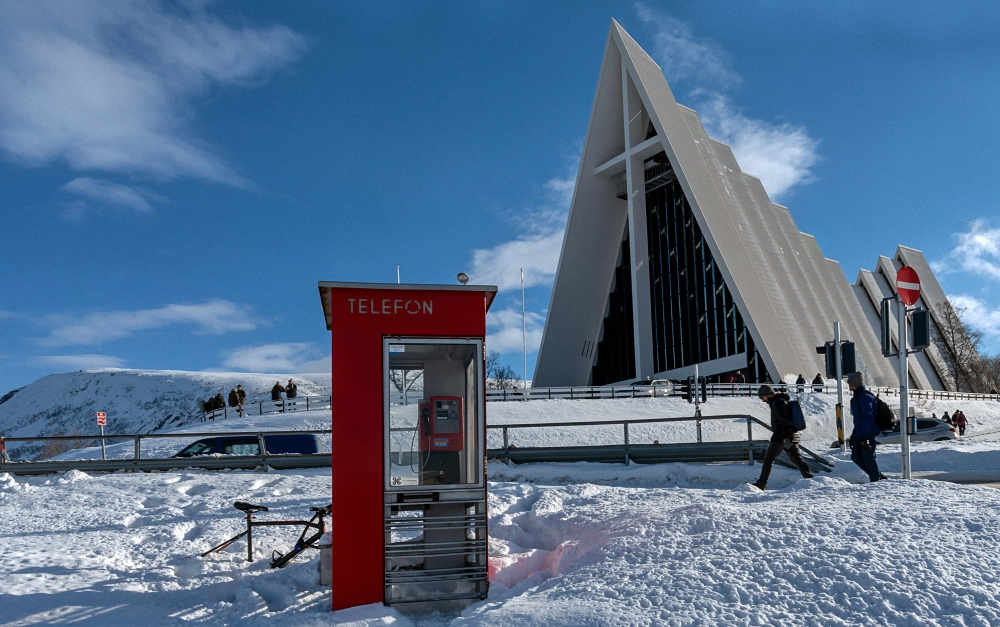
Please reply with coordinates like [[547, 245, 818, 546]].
[[383, 338, 487, 605]]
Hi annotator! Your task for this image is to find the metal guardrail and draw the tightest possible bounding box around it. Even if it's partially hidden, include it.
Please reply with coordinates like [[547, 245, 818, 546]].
[[486, 384, 1000, 403], [486, 414, 834, 472], [201, 395, 332, 422], [0, 429, 331, 475]]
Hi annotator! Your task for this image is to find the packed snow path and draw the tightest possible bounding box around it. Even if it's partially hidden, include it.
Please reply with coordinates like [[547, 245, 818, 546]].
[[4, 466, 1000, 626]]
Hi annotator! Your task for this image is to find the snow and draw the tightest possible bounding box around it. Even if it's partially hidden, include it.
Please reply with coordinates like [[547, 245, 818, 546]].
[[0, 369, 330, 460], [7, 370, 1000, 624], [5, 462, 1000, 625]]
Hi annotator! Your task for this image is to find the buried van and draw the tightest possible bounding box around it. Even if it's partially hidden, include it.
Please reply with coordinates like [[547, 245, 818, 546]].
[[173, 434, 321, 458]]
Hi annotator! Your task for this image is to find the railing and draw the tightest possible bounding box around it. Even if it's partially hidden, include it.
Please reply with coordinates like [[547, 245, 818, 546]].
[[486, 414, 833, 470], [0, 429, 331, 474], [201, 395, 331, 421], [486, 383, 1000, 403]]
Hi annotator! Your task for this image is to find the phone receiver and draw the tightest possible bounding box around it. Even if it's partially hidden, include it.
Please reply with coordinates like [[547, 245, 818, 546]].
[[420, 407, 431, 436]]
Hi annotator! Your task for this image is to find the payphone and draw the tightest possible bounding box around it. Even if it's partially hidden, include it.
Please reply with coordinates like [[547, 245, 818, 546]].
[[415, 396, 464, 484], [319, 281, 496, 611]]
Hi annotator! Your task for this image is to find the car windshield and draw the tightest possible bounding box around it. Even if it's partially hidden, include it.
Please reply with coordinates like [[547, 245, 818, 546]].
[[179, 441, 214, 456]]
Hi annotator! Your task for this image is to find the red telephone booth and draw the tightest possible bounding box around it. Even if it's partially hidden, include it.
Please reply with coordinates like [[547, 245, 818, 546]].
[[318, 281, 497, 610]]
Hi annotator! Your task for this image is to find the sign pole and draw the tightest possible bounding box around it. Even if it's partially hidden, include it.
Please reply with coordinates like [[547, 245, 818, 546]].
[[897, 298, 911, 479], [96, 411, 107, 460], [834, 322, 846, 454]]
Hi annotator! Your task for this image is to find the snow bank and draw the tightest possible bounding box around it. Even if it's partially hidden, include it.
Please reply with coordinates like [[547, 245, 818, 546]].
[[4, 459, 1000, 624], [471, 478, 1000, 626]]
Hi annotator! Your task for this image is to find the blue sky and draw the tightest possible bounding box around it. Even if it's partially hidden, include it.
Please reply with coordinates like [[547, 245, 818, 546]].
[[2, 1, 1000, 395]]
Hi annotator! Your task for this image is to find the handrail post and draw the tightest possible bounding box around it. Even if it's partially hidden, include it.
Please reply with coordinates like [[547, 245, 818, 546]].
[[307, 396, 310, 411], [503, 427, 509, 465], [747, 416, 753, 442], [623, 422, 630, 466], [134, 435, 141, 461]]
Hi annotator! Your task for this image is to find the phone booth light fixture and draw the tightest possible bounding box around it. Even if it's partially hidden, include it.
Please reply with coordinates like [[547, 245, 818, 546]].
[[318, 281, 497, 612]]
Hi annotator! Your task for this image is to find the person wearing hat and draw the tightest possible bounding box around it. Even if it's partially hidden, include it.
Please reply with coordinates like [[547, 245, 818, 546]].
[[751, 384, 813, 490], [848, 372, 883, 482]]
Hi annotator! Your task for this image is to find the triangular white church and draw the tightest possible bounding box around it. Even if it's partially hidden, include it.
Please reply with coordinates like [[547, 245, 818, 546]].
[[534, 20, 955, 390]]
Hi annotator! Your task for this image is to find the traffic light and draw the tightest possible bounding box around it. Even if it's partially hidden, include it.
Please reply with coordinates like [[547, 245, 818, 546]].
[[685, 377, 695, 403], [880, 298, 894, 356], [700, 377, 708, 403], [911, 309, 930, 351], [823, 341, 836, 378], [841, 342, 856, 375]]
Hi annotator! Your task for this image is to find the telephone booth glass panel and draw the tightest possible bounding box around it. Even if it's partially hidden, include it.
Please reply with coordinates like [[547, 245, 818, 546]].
[[384, 339, 483, 491]]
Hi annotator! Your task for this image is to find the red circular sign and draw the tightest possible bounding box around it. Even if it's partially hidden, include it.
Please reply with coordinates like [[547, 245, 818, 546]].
[[897, 265, 921, 306]]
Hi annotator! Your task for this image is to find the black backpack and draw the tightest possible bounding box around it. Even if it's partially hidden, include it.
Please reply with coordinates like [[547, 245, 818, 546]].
[[789, 399, 807, 432], [871, 392, 896, 432]]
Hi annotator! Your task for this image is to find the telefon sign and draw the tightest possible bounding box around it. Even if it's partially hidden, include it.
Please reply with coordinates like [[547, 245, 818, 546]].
[[347, 298, 433, 315]]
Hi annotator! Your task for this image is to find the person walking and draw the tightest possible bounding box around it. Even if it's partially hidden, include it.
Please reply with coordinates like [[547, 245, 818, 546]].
[[796, 374, 806, 395], [847, 372, 883, 483], [751, 384, 813, 490], [942, 411, 952, 425], [812, 373, 824, 393], [271, 381, 284, 402], [955, 410, 968, 436]]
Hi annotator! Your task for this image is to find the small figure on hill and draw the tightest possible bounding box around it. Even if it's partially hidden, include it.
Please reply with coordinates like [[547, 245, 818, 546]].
[[954, 410, 968, 436], [228, 388, 239, 408], [796, 374, 806, 395], [750, 385, 813, 490], [235, 385, 247, 417], [271, 381, 284, 402], [285, 379, 298, 398], [848, 372, 883, 483], [812, 373, 824, 393], [733, 370, 746, 385], [942, 411, 952, 425]]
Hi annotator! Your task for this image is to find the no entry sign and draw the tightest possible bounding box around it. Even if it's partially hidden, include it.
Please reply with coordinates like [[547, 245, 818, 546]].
[[96, 412, 106, 426], [897, 266, 921, 306]]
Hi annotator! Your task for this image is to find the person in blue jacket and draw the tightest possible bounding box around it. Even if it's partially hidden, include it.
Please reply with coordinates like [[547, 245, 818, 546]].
[[848, 372, 883, 482]]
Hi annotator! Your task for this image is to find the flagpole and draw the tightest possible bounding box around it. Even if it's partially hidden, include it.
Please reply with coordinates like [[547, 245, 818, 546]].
[[521, 268, 527, 391]]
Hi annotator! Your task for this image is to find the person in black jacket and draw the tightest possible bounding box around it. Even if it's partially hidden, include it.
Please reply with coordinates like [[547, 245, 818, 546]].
[[285, 379, 298, 399], [271, 381, 284, 401], [752, 384, 814, 490], [812, 373, 824, 393]]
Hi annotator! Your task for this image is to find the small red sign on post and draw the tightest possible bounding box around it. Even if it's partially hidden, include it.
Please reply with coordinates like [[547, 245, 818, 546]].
[[897, 266, 921, 306], [96, 412, 107, 426]]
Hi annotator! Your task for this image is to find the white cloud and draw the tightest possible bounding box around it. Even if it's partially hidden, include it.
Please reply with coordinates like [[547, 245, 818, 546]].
[[62, 177, 162, 213], [635, 5, 819, 200], [39, 299, 261, 346], [0, 1, 306, 184], [222, 342, 325, 373], [698, 95, 819, 200], [469, 176, 572, 292], [938, 220, 1000, 281], [635, 4, 741, 90], [35, 354, 127, 369], [486, 307, 545, 355], [947, 294, 1000, 337]]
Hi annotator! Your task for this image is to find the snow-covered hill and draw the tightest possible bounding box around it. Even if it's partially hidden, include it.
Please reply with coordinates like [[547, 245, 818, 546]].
[[0, 369, 330, 460]]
